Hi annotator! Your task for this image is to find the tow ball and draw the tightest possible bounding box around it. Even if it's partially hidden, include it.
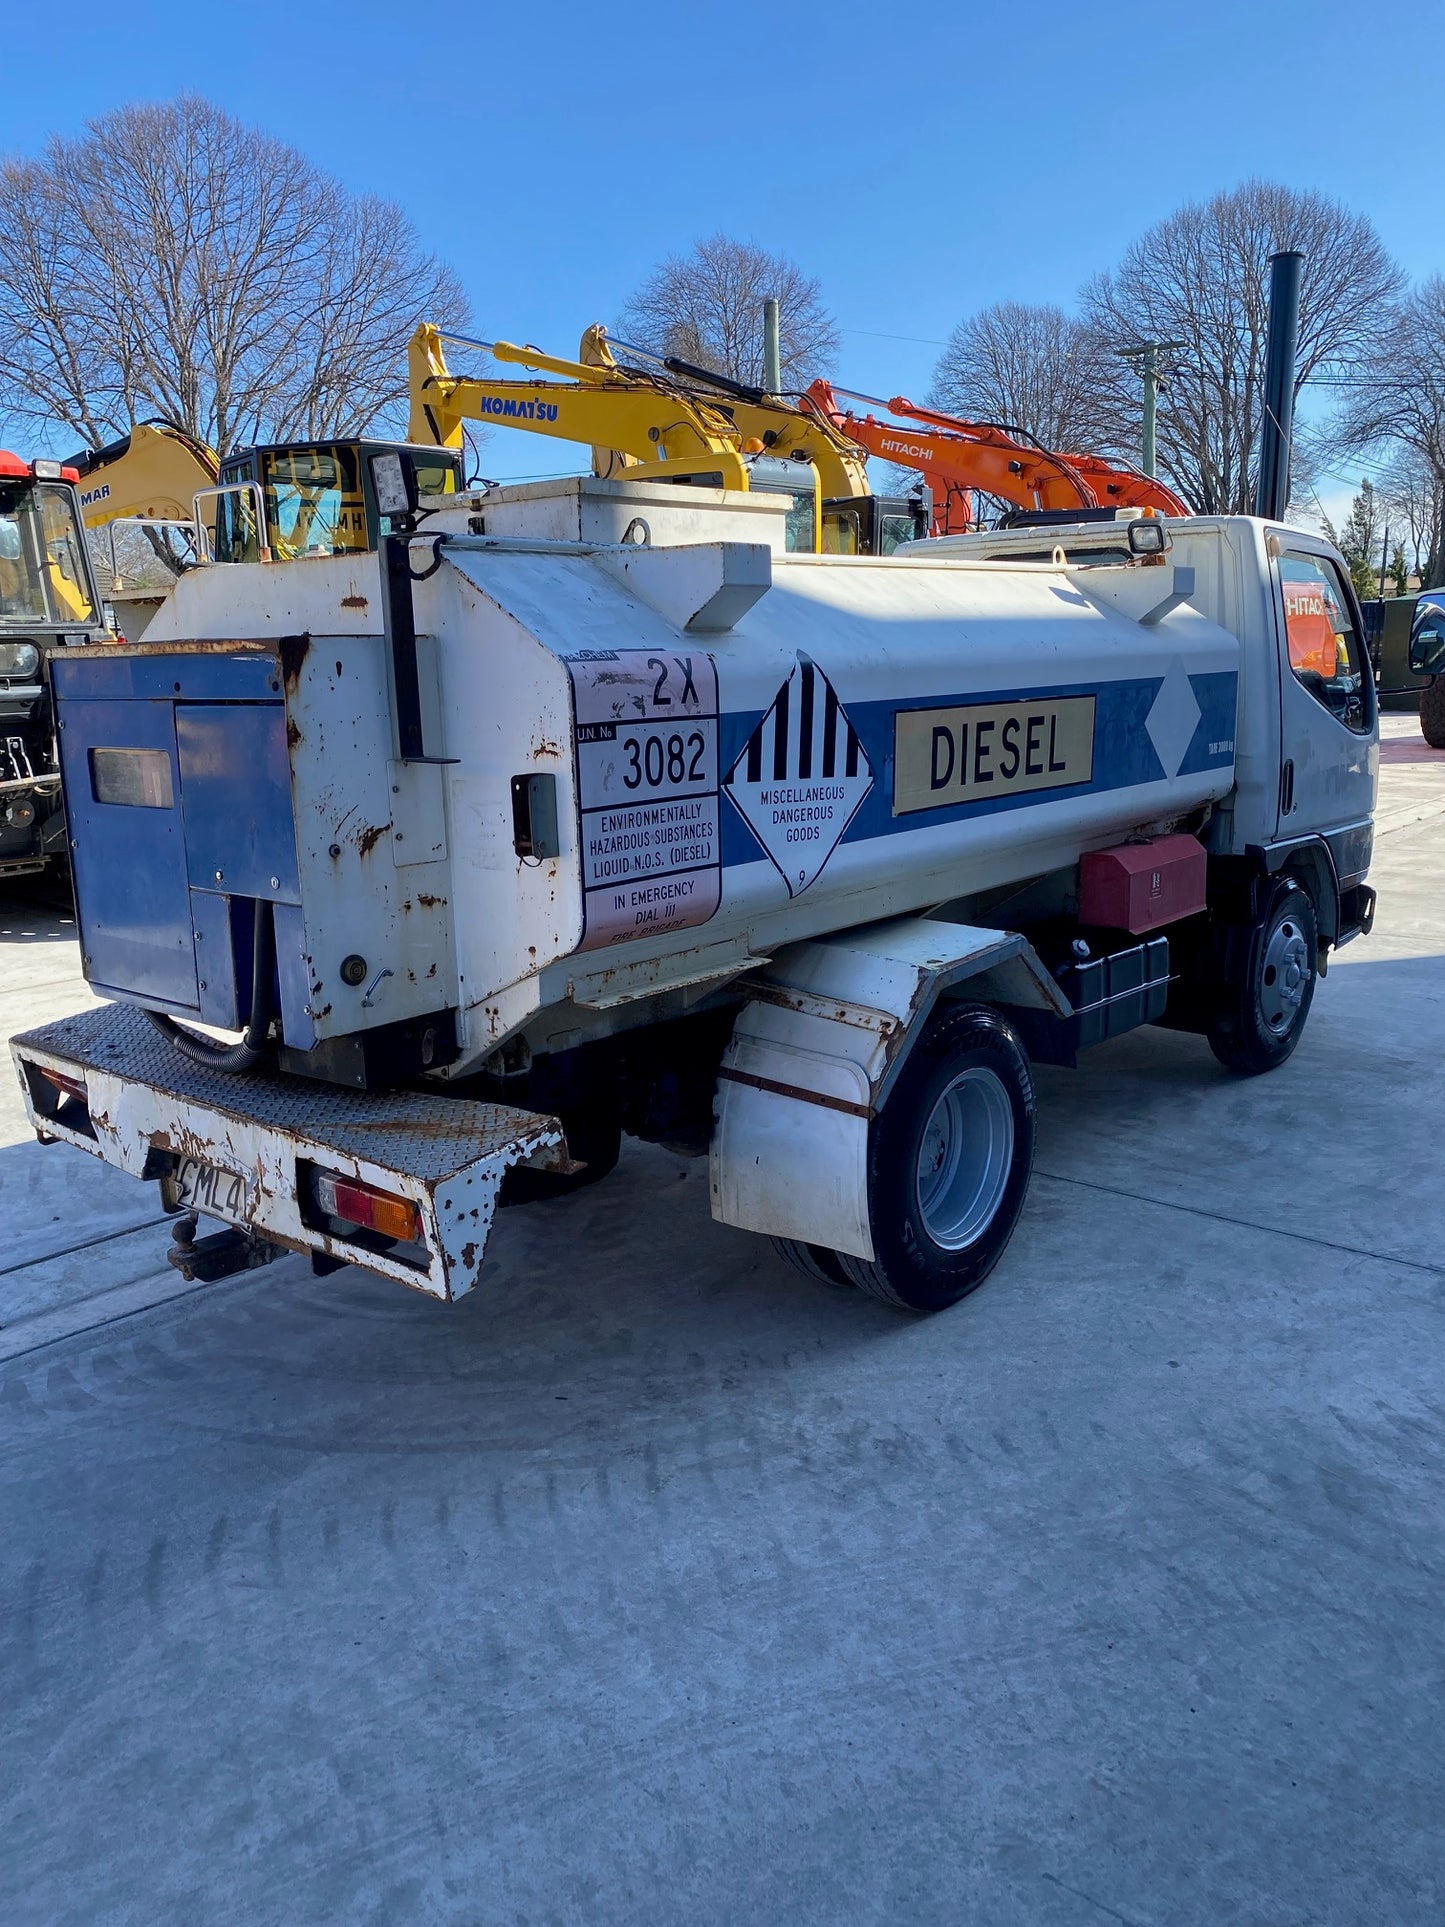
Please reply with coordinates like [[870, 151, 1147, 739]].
[[166, 1213, 284, 1284]]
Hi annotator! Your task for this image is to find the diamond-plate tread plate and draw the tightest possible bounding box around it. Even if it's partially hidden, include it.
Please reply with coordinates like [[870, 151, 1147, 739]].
[[15, 1004, 554, 1182]]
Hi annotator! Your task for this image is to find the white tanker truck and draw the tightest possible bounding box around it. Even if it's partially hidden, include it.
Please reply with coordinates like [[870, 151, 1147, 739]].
[[10, 467, 1377, 1313]]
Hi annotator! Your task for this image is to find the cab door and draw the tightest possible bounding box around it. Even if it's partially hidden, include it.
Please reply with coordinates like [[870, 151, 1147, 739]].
[[1268, 534, 1377, 865]]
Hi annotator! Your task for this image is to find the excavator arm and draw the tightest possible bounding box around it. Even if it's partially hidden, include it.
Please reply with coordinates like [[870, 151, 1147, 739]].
[[407, 325, 753, 491], [66, 421, 218, 528], [804, 382, 1098, 532], [803, 382, 1191, 533]]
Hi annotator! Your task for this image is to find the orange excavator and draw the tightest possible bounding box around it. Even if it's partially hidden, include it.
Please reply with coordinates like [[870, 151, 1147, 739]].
[[802, 381, 1190, 535]]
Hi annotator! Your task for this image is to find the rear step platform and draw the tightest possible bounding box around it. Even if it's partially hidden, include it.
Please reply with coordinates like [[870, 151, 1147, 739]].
[[11, 1004, 565, 1299]]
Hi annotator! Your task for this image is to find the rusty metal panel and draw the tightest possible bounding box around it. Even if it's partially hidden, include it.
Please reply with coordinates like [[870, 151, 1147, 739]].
[[11, 1005, 561, 1300], [280, 633, 457, 1043]]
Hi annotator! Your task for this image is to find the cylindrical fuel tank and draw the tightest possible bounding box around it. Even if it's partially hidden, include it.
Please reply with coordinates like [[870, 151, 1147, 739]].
[[421, 538, 1240, 1055]]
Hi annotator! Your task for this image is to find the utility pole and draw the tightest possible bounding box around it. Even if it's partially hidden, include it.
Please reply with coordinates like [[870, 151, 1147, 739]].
[[762, 298, 781, 394], [1379, 523, 1391, 600], [1117, 341, 1184, 478]]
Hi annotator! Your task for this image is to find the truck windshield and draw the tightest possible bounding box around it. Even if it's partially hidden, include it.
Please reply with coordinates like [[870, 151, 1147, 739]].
[[0, 481, 99, 628]]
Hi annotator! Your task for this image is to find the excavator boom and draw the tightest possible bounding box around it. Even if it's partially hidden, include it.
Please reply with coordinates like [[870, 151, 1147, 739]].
[[406, 325, 926, 556], [408, 325, 752, 491], [803, 381, 1190, 533]]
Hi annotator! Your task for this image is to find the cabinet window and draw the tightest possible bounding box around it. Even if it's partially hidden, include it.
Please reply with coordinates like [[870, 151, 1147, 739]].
[[1278, 552, 1370, 731]]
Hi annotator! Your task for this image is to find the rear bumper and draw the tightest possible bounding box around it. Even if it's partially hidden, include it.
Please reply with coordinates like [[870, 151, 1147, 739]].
[[10, 1004, 564, 1300]]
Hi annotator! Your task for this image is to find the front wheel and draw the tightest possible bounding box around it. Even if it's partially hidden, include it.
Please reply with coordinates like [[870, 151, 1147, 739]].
[[1207, 877, 1318, 1076], [838, 1004, 1036, 1313], [1420, 677, 1445, 750]]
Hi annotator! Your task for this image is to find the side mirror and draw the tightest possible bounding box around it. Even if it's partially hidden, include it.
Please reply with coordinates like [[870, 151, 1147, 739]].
[[1409, 618, 1445, 677]]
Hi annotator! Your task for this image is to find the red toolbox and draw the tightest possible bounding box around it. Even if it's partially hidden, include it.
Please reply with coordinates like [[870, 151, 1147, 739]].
[[1078, 832, 1207, 934]]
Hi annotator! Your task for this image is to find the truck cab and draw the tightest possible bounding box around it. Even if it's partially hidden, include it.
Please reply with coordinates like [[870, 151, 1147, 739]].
[[917, 509, 1378, 946], [0, 454, 106, 879]]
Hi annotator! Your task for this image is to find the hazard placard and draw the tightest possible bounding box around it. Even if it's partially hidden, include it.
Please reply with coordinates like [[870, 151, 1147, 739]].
[[568, 649, 722, 950], [724, 657, 873, 896]]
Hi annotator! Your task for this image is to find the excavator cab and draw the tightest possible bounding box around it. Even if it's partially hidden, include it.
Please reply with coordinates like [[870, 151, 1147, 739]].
[[820, 491, 931, 557], [212, 440, 465, 563], [678, 457, 927, 557]]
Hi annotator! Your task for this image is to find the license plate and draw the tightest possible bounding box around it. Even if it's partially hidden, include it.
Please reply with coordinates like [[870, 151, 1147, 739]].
[[170, 1157, 252, 1223]]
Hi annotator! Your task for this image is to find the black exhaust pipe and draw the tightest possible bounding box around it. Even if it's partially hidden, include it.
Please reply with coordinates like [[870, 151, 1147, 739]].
[[1254, 249, 1303, 522]]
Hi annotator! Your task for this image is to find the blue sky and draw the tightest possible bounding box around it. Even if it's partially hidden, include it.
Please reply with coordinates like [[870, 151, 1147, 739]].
[[5, 0, 1441, 510]]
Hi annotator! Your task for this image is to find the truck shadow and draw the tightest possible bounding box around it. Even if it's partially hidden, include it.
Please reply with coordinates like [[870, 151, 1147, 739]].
[[1, 947, 1439, 1458], [0, 879, 78, 941]]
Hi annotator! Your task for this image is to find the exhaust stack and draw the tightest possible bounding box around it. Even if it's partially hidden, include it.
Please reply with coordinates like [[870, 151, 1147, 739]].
[[1254, 250, 1303, 522]]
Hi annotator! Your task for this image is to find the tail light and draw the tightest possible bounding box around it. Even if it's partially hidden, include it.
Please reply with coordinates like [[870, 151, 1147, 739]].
[[309, 1168, 420, 1244], [41, 1067, 87, 1103]]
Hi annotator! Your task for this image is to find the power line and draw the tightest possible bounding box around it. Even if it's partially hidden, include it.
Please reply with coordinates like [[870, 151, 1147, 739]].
[[840, 327, 950, 348]]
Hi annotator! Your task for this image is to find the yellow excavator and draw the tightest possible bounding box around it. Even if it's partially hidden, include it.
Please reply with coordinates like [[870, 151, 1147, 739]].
[[67, 420, 464, 639], [407, 324, 927, 555]]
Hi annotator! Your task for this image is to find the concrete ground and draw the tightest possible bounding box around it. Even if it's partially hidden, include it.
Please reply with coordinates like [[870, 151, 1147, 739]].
[[2, 715, 1443, 1925]]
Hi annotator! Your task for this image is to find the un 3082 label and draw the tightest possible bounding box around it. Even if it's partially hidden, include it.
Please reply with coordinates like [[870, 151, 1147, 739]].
[[567, 649, 723, 950]]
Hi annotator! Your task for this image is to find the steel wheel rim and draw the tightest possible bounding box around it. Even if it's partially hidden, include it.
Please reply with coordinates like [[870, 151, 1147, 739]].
[[915, 1066, 1015, 1251], [1260, 915, 1311, 1034]]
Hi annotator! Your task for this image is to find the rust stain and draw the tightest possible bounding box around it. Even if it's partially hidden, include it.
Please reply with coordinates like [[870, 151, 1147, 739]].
[[415, 893, 446, 909], [278, 633, 311, 689], [286, 717, 302, 750], [427, 962, 437, 978], [340, 594, 368, 611], [460, 1243, 478, 1269], [357, 823, 389, 859], [532, 737, 562, 759]]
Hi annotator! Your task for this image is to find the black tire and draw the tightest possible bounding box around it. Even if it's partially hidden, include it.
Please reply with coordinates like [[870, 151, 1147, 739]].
[[501, 1105, 621, 1205], [1207, 877, 1318, 1076], [769, 1238, 851, 1287], [499, 1050, 624, 1210], [838, 1004, 1036, 1314], [1420, 677, 1445, 750]]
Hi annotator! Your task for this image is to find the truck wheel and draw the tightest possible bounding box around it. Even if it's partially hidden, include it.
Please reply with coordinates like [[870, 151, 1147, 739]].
[[838, 1005, 1035, 1313], [1421, 677, 1445, 749], [1207, 877, 1317, 1076], [501, 1104, 621, 1205], [769, 1238, 851, 1287]]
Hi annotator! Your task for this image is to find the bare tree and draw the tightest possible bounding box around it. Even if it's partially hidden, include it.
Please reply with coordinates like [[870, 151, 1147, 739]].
[[1083, 181, 1401, 514], [1378, 449, 1445, 585], [1341, 279, 1445, 584], [0, 95, 469, 455], [617, 234, 838, 389], [1321, 478, 1389, 598], [929, 302, 1121, 450]]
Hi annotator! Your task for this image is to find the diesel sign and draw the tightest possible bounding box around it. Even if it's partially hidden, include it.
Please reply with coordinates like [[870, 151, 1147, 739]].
[[893, 694, 1096, 815]]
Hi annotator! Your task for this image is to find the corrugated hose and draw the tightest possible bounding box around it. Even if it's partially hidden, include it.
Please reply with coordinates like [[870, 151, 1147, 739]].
[[143, 897, 275, 1074]]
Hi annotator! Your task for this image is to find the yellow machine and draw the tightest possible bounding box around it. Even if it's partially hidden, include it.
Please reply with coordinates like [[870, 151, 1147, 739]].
[[69, 420, 219, 531], [66, 421, 464, 638], [407, 325, 927, 555]]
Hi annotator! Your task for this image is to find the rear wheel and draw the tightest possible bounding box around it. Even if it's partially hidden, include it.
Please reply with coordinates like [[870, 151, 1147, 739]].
[[838, 1005, 1036, 1313], [769, 1238, 851, 1287], [1420, 677, 1445, 749], [1207, 877, 1317, 1075]]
